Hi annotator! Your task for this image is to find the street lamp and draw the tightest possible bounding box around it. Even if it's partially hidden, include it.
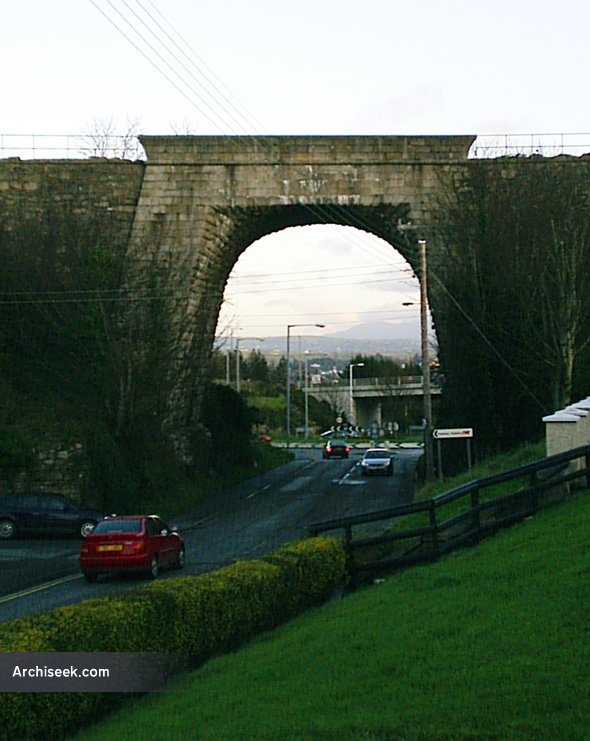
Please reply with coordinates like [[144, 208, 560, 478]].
[[286, 323, 325, 449], [403, 239, 434, 480], [235, 337, 264, 393], [304, 351, 311, 440], [349, 362, 365, 426]]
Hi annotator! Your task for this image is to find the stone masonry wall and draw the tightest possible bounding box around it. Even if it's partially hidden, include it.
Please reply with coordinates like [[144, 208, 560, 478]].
[[0, 157, 145, 242], [4, 138, 585, 469], [0, 157, 145, 494], [124, 135, 476, 459]]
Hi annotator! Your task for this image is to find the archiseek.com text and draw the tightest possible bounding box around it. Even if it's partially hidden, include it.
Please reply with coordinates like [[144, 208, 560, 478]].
[[12, 664, 109, 679]]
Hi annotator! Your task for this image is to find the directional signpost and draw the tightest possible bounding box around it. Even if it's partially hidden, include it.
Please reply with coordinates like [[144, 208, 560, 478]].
[[433, 428, 473, 439], [432, 428, 474, 478]]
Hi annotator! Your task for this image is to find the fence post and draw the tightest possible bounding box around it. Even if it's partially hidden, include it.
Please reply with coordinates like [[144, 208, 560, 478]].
[[344, 524, 355, 587], [428, 501, 439, 559], [529, 471, 540, 512], [470, 486, 480, 540]]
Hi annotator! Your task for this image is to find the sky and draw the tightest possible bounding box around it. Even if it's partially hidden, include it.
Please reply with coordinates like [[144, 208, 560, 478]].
[[3, 0, 589, 340]]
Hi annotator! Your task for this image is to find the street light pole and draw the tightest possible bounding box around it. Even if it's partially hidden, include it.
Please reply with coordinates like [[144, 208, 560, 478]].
[[286, 323, 325, 449], [349, 362, 365, 426], [235, 337, 264, 393], [304, 351, 310, 440]]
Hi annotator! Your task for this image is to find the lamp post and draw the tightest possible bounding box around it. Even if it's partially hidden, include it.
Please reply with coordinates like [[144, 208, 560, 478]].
[[235, 337, 264, 393], [304, 351, 310, 440], [286, 323, 325, 449], [403, 239, 434, 480], [349, 362, 365, 426]]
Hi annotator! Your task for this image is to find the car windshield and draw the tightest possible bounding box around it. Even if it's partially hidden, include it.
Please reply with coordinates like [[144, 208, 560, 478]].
[[92, 519, 143, 534], [365, 450, 389, 459]]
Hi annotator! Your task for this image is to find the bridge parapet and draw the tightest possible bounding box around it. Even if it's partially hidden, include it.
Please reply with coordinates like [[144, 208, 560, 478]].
[[314, 376, 442, 397]]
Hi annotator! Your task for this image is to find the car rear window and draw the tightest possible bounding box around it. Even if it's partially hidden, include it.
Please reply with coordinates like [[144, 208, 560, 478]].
[[365, 450, 389, 459], [92, 519, 143, 534]]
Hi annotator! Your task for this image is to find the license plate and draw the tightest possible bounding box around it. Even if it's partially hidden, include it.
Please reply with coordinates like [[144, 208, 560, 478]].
[[97, 544, 123, 552]]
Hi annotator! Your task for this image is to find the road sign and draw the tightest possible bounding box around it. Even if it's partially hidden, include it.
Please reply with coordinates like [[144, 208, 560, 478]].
[[433, 428, 473, 439]]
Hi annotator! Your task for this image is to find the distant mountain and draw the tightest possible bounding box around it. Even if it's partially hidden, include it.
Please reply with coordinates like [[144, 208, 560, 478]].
[[220, 320, 421, 359], [326, 320, 419, 340]]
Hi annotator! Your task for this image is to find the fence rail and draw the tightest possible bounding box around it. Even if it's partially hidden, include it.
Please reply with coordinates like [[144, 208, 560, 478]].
[[1, 133, 589, 161], [469, 133, 590, 158], [308, 445, 590, 581], [325, 376, 426, 388], [0, 134, 145, 160]]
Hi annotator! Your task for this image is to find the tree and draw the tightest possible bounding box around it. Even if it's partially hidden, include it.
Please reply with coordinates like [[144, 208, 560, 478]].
[[0, 196, 178, 504], [348, 354, 421, 378], [270, 356, 288, 389], [242, 349, 270, 383], [435, 158, 590, 448], [81, 116, 144, 159]]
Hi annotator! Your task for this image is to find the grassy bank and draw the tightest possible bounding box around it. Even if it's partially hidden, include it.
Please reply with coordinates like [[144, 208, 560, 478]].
[[418, 439, 547, 502], [80, 462, 589, 739]]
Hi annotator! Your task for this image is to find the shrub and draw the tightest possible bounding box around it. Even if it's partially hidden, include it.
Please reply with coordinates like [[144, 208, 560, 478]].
[[0, 536, 346, 740]]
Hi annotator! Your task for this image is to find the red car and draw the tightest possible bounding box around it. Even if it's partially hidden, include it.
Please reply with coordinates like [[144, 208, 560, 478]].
[[79, 515, 185, 583]]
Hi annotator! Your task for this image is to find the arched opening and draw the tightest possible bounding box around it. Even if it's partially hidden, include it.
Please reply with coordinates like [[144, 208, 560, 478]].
[[212, 221, 433, 439], [218, 223, 421, 339]]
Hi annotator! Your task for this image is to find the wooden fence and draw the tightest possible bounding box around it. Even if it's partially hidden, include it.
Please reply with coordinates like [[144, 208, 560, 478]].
[[308, 445, 590, 581]]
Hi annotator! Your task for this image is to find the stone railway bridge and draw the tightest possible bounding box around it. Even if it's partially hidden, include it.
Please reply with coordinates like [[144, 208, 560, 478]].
[[0, 135, 587, 460]]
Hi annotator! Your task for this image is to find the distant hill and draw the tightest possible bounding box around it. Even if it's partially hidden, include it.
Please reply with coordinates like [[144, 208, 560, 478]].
[[218, 321, 421, 359], [327, 320, 418, 340]]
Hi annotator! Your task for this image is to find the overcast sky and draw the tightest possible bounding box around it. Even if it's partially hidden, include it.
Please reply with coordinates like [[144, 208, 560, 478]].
[[3, 0, 589, 338]]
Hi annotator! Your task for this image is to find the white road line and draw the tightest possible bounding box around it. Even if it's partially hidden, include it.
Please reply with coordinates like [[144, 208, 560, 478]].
[[0, 573, 82, 604], [280, 476, 314, 493]]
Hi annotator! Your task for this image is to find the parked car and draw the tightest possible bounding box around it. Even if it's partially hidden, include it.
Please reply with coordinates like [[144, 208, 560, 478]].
[[360, 448, 393, 476], [79, 514, 185, 583], [0, 492, 103, 540], [323, 440, 350, 459]]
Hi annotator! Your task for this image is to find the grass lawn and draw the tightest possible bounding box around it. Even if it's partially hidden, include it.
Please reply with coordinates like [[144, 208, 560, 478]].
[[80, 484, 590, 740]]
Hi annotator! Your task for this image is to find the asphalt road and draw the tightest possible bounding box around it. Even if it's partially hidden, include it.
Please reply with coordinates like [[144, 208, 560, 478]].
[[0, 445, 421, 624]]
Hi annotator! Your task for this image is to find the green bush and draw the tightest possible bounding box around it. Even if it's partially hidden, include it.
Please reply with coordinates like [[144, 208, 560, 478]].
[[0, 537, 346, 740]]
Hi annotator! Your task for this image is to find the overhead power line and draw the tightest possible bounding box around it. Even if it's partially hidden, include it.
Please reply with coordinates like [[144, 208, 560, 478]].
[[82, 0, 542, 409]]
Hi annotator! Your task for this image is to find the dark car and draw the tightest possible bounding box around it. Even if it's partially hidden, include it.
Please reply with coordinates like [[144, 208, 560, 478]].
[[323, 440, 350, 459], [79, 514, 185, 583], [0, 492, 103, 540]]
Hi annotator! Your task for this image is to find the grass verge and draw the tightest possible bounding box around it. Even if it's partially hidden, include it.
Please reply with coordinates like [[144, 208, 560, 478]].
[[79, 482, 590, 740]]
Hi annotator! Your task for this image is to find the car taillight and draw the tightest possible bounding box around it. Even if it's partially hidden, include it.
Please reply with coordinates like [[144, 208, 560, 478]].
[[345, 447, 350, 453], [80, 545, 90, 554], [327, 444, 332, 452], [128, 541, 144, 552]]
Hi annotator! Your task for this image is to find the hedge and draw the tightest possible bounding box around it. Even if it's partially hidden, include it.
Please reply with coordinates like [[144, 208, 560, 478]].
[[0, 536, 346, 740]]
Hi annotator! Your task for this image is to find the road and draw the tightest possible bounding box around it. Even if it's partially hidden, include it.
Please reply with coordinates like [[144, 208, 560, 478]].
[[0, 445, 421, 624]]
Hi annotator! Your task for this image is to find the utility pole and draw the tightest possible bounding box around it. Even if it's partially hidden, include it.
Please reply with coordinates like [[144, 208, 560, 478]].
[[286, 323, 325, 449], [419, 239, 435, 481]]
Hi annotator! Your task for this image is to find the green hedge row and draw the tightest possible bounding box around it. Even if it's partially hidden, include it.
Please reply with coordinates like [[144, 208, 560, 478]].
[[0, 536, 346, 740]]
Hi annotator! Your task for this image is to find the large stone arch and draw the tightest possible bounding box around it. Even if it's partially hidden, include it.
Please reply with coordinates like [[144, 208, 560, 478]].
[[124, 135, 475, 460]]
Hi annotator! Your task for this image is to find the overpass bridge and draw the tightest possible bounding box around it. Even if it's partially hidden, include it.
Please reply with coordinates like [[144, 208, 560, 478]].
[[307, 376, 442, 430]]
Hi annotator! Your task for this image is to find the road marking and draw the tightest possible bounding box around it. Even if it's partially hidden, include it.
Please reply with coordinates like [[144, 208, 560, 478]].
[[247, 484, 270, 500], [0, 573, 81, 604], [333, 463, 367, 486], [280, 476, 314, 492]]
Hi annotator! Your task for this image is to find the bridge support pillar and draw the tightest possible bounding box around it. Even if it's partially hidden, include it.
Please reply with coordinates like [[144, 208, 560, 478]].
[[356, 398, 382, 432]]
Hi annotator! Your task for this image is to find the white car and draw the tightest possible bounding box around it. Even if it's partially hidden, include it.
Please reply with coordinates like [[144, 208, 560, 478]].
[[360, 448, 393, 476]]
